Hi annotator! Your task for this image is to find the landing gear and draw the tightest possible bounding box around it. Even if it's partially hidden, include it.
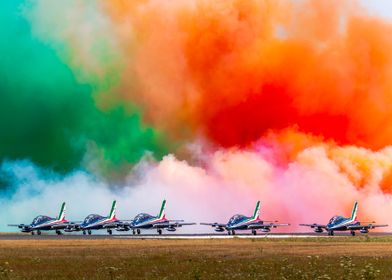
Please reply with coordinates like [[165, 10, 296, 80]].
[[137, 229, 141, 235], [31, 231, 35, 235], [132, 230, 135, 235], [252, 229, 257, 236], [37, 230, 41, 235], [227, 230, 231, 235], [231, 230, 236, 235], [107, 229, 112, 235], [88, 230, 92, 235], [350, 231, 356, 236], [328, 230, 334, 236], [157, 229, 162, 235], [83, 230, 86, 235], [55, 230, 62, 235]]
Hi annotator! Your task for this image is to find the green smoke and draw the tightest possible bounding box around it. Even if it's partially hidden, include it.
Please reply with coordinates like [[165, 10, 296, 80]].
[[0, 1, 170, 183]]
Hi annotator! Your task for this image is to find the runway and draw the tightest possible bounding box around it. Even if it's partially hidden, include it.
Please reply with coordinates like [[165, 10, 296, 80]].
[[0, 232, 391, 240]]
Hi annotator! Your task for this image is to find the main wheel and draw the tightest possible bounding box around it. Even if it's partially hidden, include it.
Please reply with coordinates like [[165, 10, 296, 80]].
[[108, 229, 112, 235], [227, 231, 231, 235], [137, 229, 141, 235], [31, 231, 35, 235], [88, 230, 92, 235], [350, 231, 356, 236], [252, 229, 257, 235], [37, 230, 41, 235], [56, 230, 62, 235], [158, 229, 162, 235], [83, 231, 86, 235], [132, 230, 135, 235], [232, 230, 236, 235]]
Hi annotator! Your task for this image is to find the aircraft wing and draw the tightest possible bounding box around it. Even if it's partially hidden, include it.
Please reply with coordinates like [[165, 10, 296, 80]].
[[200, 222, 226, 228], [7, 224, 23, 227], [102, 221, 125, 229], [248, 223, 290, 229], [50, 223, 70, 229], [153, 222, 196, 228], [347, 224, 388, 230], [299, 223, 327, 229], [63, 222, 83, 231]]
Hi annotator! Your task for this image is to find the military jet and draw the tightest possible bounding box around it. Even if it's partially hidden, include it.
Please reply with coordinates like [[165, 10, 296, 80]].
[[8, 202, 70, 235], [73, 200, 120, 235], [200, 201, 289, 235], [128, 200, 195, 235], [300, 201, 388, 236]]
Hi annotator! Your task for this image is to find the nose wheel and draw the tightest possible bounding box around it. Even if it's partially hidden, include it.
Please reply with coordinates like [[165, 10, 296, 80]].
[[37, 230, 41, 235], [327, 230, 334, 236], [107, 229, 112, 235], [252, 229, 257, 235], [55, 230, 62, 235], [88, 230, 92, 235], [350, 231, 356, 236], [157, 229, 162, 235]]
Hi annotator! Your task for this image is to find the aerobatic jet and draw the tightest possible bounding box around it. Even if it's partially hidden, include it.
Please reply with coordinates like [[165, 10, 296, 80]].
[[200, 201, 289, 235], [73, 200, 120, 235], [8, 202, 70, 235], [300, 201, 388, 236], [128, 200, 196, 235]]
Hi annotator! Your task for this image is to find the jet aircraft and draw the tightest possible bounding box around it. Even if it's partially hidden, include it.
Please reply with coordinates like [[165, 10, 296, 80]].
[[8, 202, 70, 235], [200, 201, 289, 235], [126, 200, 195, 235], [300, 201, 388, 236], [73, 200, 120, 235]]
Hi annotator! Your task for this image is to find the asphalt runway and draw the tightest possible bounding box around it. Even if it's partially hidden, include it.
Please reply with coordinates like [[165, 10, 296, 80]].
[[0, 232, 391, 240]]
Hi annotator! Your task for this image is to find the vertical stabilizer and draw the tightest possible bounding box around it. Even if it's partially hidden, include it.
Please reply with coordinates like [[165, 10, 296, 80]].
[[158, 200, 166, 219], [57, 202, 66, 221], [252, 201, 261, 220], [109, 200, 117, 220], [350, 201, 358, 221]]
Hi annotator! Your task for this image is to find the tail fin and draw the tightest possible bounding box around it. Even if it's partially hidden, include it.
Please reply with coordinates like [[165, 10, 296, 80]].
[[158, 200, 166, 219], [57, 202, 66, 222], [252, 201, 261, 220], [108, 200, 117, 220], [350, 201, 358, 221]]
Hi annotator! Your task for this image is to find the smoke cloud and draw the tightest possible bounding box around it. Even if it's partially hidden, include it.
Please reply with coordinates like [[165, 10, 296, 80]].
[[1, 0, 392, 231]]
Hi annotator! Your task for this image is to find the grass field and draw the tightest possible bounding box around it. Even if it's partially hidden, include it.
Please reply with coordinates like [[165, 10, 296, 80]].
[[0, 237, 392, 279]]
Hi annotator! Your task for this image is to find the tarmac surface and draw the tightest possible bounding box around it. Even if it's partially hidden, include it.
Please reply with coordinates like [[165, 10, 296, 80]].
[[0, 232, 391, 240]]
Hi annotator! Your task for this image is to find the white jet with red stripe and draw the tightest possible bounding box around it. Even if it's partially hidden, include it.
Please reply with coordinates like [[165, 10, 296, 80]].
[[75, 200, 121, 235], [8, 202, 70, 235], [129, 200, 196, 235], [300, 201, 388, 236], [201, 201, 289, 235]]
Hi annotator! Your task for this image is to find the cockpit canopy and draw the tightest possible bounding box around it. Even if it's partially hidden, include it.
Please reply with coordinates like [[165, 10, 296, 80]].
[[82, 214, 103, 225], [328, 215, 345, 225], [31, 215, 53, 226], [227, 214, 247, 226], [133, 213, 154, 224]]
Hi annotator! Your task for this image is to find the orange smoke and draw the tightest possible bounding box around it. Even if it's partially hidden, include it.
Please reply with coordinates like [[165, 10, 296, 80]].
[[103, 0, 392, 150]]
